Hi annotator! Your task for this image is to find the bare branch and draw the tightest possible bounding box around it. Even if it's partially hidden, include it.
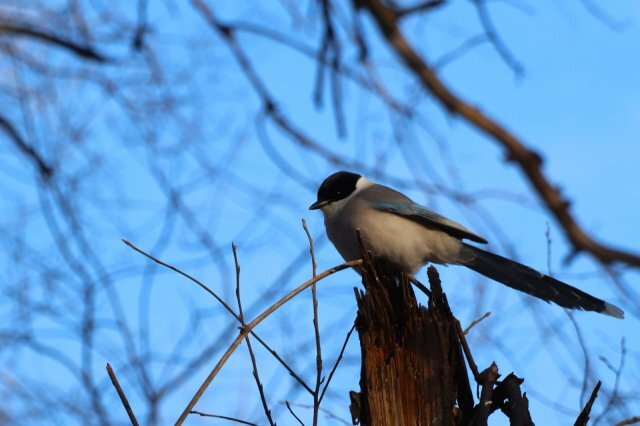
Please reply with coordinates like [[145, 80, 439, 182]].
[[123, 239, 314, 395], [395, 0, 446, 18], [285, 401, 305, 426], [463, 311, 491, 335], [106, 363, 139, 426], [616, 416, 640, 426], [190, 411, 258, 425], [233, 243, 244, 323], [434, 34, 487, 70], [491, 373, 534, 425], [476, 362, 500, 424], [566, 312, 591, 406], [175, 259, 363, 425], [314, 0, 346, 136], [355, 0, 640, 269], [577, 0, 631, 31], [301, 220, 318, 278], [0, 23, 109, 62], [455, 319, 481, 381], [594, 338, 627, 423], [0, 114, 53, 180], [233, 243, 276, 426], [471, 0, 524, 76], [133, 0, 149, 50], [285, 402, 351, 426], [302, 219, 322, 426]]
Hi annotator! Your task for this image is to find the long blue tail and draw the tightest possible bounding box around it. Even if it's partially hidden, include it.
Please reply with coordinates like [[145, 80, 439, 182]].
[[463, 244, 623, 318]]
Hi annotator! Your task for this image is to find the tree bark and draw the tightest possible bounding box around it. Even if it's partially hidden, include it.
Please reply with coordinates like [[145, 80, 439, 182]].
[[352, 253, 473, 425]]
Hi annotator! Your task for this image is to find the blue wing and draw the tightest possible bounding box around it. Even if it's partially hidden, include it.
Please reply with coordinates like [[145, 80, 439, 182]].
[[371, 201, 488, 244]]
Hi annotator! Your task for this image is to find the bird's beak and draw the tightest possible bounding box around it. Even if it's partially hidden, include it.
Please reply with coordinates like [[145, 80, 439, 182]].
[[308, 200, 328, 210]]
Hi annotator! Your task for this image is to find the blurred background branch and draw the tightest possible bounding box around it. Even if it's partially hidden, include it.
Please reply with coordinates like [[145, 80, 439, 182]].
[[0, 0, 638, 424]]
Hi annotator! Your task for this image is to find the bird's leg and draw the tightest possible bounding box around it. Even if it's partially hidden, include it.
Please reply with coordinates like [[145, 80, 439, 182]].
[[406, 273, 432, 297]]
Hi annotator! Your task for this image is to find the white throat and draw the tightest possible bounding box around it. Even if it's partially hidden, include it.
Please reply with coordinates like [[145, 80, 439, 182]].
[[320, 177, 373, 218]]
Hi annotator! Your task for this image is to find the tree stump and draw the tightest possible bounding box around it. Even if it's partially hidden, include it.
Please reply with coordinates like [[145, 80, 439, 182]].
[[352, 253, 473, 426]]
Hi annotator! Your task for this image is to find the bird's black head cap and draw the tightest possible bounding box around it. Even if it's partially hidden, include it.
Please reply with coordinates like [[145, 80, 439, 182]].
[[309, 171, 361, 210]]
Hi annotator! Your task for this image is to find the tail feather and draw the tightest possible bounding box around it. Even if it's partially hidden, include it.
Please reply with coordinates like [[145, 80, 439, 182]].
[[463, 244, 624, 319]]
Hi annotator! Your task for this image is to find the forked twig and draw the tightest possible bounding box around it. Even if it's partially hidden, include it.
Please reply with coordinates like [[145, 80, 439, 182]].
[[174, 259, 363, 425], [123, 239, 313, 395]]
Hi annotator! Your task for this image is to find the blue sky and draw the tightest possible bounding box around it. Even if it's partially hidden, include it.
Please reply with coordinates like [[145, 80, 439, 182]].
[[1, 1, 639, 424]]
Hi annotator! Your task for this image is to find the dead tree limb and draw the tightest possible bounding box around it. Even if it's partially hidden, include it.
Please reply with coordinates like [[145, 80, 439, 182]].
[[491, 373, 534, 426], [350, 239, 540, 425], [352, 247, 473, 425], [475, 362, 500, 425], [574, 381, 601, 426]]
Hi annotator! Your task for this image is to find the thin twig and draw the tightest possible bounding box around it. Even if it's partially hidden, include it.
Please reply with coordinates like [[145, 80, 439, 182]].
[[615, 416, 640, 426], [463, 311, 491, 335], [233, 243, 243, 323], [123, 239, 313, 395], [566, 312, 591, 407], [285, 401, 305, 426], [455, 320, 480, 381], [314, 0, 346, 137], [302, 219, 322, 425], [226, 20, 411, 116], [471, 0, 524, 76], [133, 0, 148, 49], [594, 338, 627, 424], [577, 0, 631, 31], [190, 0, 379, 180], [106, 363, 139, 426], [174, 259, 363, 425], [395, 0, 446, 18], [233, 243, 276, 426], [545, 221, 553, 275], [0, 114, 53, 179], [190, 411, 258, 425], [319, 322, 356, 404], [0, 23, 109, 62], [433, 34, 487, 70], [284, 402, 351, 426], [302, 220, 318, 277]]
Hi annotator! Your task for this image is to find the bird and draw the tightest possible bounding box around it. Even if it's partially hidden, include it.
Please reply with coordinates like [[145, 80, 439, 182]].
[[309, 171, 624, 318]]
